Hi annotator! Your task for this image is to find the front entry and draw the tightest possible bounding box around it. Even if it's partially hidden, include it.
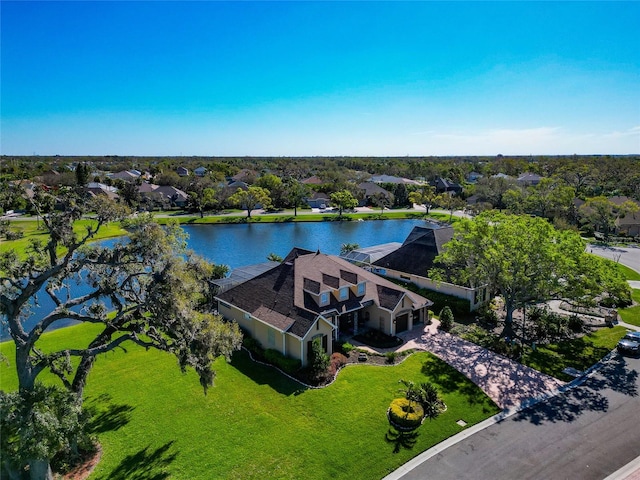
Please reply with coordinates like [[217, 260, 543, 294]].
[[395, 313, 409, 333]]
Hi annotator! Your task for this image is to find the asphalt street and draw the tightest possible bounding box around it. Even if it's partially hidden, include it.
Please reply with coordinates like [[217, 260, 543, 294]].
[[394, 353, 640, 480], [590, 244, 640, 276]]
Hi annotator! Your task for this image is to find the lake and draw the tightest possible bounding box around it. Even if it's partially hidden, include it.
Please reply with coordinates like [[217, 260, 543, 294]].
[[182, 219, 427, 268], [2, 219, 429, 338]]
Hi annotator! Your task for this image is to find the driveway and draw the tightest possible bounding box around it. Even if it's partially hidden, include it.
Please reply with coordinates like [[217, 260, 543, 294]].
[[355, 320, 565, 410], [387, 352, 640, 480]]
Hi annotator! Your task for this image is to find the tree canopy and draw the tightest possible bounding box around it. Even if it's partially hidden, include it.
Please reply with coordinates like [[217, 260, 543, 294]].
[[330, 190, 358, 216], [0, 191, 242, 478], [430, 211, 630, 332], [228, 186, 272, 218]]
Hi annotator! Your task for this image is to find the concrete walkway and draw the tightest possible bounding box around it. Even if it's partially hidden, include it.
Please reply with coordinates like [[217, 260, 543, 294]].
[[353, 320, 565, 410]]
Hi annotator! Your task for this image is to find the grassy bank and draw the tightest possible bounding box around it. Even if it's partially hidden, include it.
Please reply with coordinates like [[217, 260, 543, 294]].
[[0, 323, 499, 479]]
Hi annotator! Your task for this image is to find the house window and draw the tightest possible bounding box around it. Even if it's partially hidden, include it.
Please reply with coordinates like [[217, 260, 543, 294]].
[[320, 292, 329, 305], [267, 328, 275, 347], [357, 283, 365, 296], [339, 287, 348, 300]]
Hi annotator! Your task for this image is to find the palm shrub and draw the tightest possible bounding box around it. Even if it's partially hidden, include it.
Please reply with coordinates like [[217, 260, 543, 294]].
[[439, 306, 454, 331], [416, 382, 445, 421]]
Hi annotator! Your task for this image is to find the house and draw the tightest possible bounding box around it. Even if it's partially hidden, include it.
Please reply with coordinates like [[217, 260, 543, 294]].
[[86, 182, 119, 201], [110, 170, 140, 182], [176, 167, 189, 177], [370, 174, 421, 185], [357, 182, 394, 207], [516, 172, 543, 187], [153, 186, 189, 207], [305, 192, 331, 209], [194, 166, 208, 177], [302, 175, 324, 185], [616, 211, 640, 237], [216, 248, 432, 366], [430, 177, 463, 195], [466, 172, 483, 183], [366, 225, 488, 311], [231, 169, 257, 183]]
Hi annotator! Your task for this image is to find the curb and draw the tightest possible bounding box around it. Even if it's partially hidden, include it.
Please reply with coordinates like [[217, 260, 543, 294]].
[[382, 349, 617, 480]]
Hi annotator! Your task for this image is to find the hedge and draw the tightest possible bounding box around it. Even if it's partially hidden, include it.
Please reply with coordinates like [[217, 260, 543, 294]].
[[388, 398, 424, 430]]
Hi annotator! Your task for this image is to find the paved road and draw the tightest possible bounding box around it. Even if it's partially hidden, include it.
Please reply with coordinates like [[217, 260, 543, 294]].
[[590, 244, 640, 275], [390, 353, 640, 480]]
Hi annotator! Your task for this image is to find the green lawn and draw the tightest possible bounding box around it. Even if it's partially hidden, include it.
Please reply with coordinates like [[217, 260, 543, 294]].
[[0, 324, 499, 480], [523, 326, 627, 381], [619, 288, 640, 327], [0, 220, 127, 255], [616, 263, 640, 281]]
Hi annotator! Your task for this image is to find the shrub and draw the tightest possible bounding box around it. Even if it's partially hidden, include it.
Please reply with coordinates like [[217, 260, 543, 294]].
[[340, 342, 354, 354], [385, 351, 398, 364], [242, 336, 263, 356], [327, 352, 348, 377], [568, 314, 584, 333], [264, 349, 302, 374], [388, 398, 424, 430], [439, 306, 454, 331]]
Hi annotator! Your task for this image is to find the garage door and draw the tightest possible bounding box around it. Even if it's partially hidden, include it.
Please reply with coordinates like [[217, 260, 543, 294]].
[[395, 314, 408, 333]]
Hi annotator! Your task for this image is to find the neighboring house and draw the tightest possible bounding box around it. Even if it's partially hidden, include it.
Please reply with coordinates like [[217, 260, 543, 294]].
[[516, 172, 543, 187], [231, 169, 257, 183], [216, 248, 432, 366], [153, 186, 188, 207], [109, 170, 140, 182], [357, 182, 394, 207], [305, 192, 331, 209], [137, 183, 160, 194], [194, 166, 208, 177], [430, 177, 463, 195], [616, 211, 640, 237], [370, 174, 421, 185], [302, 175, 323, 185], [466, 172, 483, 183], [611, 197, 640, 236], [491, 173, 511, 180], [176, 167, 189, 177], [86, 182, 119, 201], [368, 225, 488, 311]]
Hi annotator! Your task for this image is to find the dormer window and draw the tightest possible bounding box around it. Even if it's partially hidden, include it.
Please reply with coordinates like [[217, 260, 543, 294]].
[[339, 287, 348, 300], [320, 292, 329, 306], [357, 282, 366, 296]]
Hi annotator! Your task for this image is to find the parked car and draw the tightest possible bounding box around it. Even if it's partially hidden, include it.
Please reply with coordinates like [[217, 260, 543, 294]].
[[617, 332, 640, 356]]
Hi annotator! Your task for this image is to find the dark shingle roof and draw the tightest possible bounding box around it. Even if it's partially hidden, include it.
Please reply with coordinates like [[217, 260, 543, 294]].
[[218, 248, 431, 339], [373, 226, 454, 277]]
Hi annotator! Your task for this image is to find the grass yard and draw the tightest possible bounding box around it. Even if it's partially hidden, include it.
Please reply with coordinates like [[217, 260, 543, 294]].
[[0, 323, 499, 480], [523, 326, 627, 381], [616, 263, 640, 281], [0, 220, 127, 256], [619, 288, 640, 327]]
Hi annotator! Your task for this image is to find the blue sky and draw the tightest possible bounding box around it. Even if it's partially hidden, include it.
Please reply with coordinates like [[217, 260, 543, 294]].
[[2, 1, 639, 156]]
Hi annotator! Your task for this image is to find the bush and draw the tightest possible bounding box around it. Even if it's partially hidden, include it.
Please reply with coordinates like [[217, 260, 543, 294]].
[[242, 336, 263, 356], [439, 306, 454, 332], [264, 349, 302, 374], [385, 351, 398, 364], [327, 352, 348, 377], [388, 398, 424, 430], [340, 341, 354, 354]]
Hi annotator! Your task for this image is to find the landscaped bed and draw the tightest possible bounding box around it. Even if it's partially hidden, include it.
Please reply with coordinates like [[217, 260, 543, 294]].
[[0, 322, 499, 480]]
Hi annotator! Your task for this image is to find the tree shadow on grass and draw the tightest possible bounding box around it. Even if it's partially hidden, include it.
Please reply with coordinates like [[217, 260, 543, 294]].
[[385, 427, 420, 454], [98, 441, 177, 480], [230, 349, 307, 396], [421, 358, 497, 413], [84, 393, 135, 434]]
